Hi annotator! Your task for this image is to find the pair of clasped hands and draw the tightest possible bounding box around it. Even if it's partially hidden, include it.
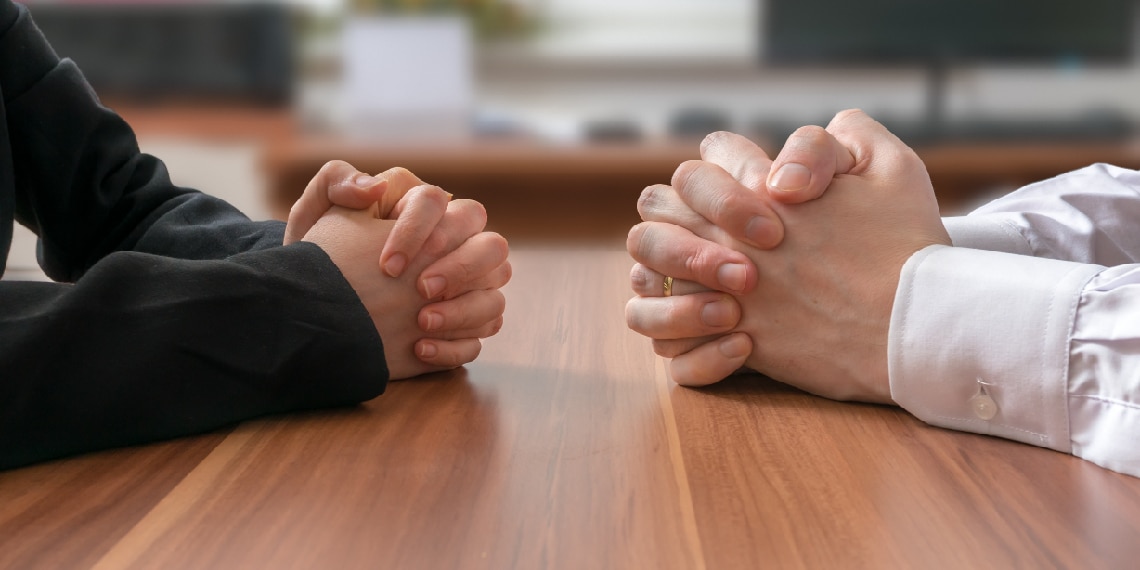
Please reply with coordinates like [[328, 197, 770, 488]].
[[627, 109, 952, 403], [282, 162, 511, 381], [277, 109, 951, 405]]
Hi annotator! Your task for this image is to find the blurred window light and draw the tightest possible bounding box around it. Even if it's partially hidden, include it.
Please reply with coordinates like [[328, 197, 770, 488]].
[[522, 0, 755, 61]]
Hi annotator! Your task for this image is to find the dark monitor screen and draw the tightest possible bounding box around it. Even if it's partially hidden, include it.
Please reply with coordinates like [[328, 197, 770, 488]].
[[764, 0, 1136, 66]]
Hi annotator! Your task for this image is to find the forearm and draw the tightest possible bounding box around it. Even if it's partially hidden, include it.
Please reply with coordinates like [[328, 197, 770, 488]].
[[0, 243, 387, 470]]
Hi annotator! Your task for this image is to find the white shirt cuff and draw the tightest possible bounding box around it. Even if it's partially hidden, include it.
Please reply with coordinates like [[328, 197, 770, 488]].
[[889, 245, 1102, 452]]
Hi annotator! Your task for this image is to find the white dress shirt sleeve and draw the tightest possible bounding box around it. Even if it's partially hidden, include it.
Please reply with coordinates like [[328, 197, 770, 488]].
[[889, 163, 1140, 477]]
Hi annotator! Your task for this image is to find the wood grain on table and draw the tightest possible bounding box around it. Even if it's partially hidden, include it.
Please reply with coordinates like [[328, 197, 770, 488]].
[[2, 248, 1138, 569]]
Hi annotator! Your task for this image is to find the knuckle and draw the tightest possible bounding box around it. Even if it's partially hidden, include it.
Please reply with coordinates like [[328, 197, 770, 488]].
[[452, 259, 480, 289], [700, 131, 732, 156], [792, 124, 828, 140], [318, 159, 349, 175], [785, 125, 829, 154], [466, 340, 483, 362], [651, 339, 681, 359], [629, 264, 650, 293], [624, 299, 646, 332], [469, 234, 509, 268], [637, 184, 668, 218], [683, 247, 717, 283], [497, 260, 513, 287], [458, 199, 488, 223], [489, 290, 507, 314], [388, 166, 413, 178], [486, 232, 509, 260], [713, 190, 746, 220], [487, 316, 504, 337], [422, 230, 449, 258], [421, 184, 451, 202], [627, 223, 651, 260], [407, 184, 434, 201], [383, 166, 420, 187], [671, 159, 704, 190]]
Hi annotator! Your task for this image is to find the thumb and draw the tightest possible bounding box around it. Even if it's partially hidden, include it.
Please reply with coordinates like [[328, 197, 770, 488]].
[[284, 160, 387, 245], [765, 123, 857, 204]]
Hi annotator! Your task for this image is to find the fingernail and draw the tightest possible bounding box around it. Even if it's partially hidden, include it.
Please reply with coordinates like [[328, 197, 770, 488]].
[[422, 311, 442, 331], [418, 342, 438, 359], [700, 298, 737, 328], [768, 163, 811, 192], [383, 253, 407, 277], [354, 174, 381, 188], [718, 334, 751, 359], [716, 263, 747, 293], [422, 275, 447, 299], [745, 216, 778, 248]]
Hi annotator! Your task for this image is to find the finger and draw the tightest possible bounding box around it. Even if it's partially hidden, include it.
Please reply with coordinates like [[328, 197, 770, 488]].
[[423, 260, 513, 301], [415, 338, 482, 368], [427, 315, 505, 341], [699, 131, 772, 192], [637, 184, 714, 231], [671, 159, 784, 250], [379, 185, 453, 277], [653, 335, 720, 359], [667, 332, 753, 387], [765, 125, 856, 204], [374, 166, 428, 218], [630, 263, 709, 298], [625, 292, 741, 340], [824, 109, 910, 178], [419, 289, 506, 334], [284, 160, 387, 245], [627, 222, 757, 294], [417, 231, 509, 300]]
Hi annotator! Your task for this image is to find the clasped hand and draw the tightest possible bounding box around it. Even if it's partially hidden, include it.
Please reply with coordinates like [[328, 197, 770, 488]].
[[286, 161, 511, 380], [626, 110, 950, 403]]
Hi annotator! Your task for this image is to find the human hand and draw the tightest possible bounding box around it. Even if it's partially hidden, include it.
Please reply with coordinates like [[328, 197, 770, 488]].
[[626, 126, 858, 385], [286, 162, 510, 368], [302, 201, 509, 379], [284, 161, 455, 279], [647, 110, 950, 401]]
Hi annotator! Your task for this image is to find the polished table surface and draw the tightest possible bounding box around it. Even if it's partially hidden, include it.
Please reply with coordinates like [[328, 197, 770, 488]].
[[3, 247, 1140, 569]]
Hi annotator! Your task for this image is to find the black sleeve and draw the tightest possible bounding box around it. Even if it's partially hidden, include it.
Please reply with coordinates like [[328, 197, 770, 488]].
[[0, 243, 388, 470], [0, 1, 389, 470], [1, 2, 284, 281]]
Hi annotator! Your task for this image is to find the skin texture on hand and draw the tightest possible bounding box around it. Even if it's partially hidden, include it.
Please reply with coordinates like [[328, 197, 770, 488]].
[[284, 161, 512, 370], [628, 110, 951, 402], [302, 203, 506, 380], [284, 161, 449, 277], [626, 125, 851, 386]]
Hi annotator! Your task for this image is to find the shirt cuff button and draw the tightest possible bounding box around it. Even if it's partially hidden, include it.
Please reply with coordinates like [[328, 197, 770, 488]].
[[969, 394, 998, 420]]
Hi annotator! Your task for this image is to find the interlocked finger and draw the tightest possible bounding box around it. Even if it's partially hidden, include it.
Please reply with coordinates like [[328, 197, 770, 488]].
[[630, 263, 708, 298]]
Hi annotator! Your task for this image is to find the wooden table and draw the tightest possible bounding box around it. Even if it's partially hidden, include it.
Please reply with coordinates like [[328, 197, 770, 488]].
[[3, 247, 1140, 569]]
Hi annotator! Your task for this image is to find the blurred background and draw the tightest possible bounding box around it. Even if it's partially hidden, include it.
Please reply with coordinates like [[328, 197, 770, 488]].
[[8, 0, 1140, 278]]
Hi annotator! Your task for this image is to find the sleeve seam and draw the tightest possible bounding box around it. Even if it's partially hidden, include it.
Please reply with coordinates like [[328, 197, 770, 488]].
[[995, 218, 1034, 256], [1071, 393, 1140, 411]]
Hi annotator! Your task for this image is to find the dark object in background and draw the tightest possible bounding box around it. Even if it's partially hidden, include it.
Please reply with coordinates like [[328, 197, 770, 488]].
[[26, 1, 294, 106], [749, 108, 1136, 149], [668, 107, 732, 139], [762, 0, 1137, 140], [583, 118, 643, 143]]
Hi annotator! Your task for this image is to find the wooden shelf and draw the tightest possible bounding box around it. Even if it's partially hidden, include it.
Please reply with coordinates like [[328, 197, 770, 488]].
[[263, 135, 1140, 242], [106, 102, 295, 142]]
